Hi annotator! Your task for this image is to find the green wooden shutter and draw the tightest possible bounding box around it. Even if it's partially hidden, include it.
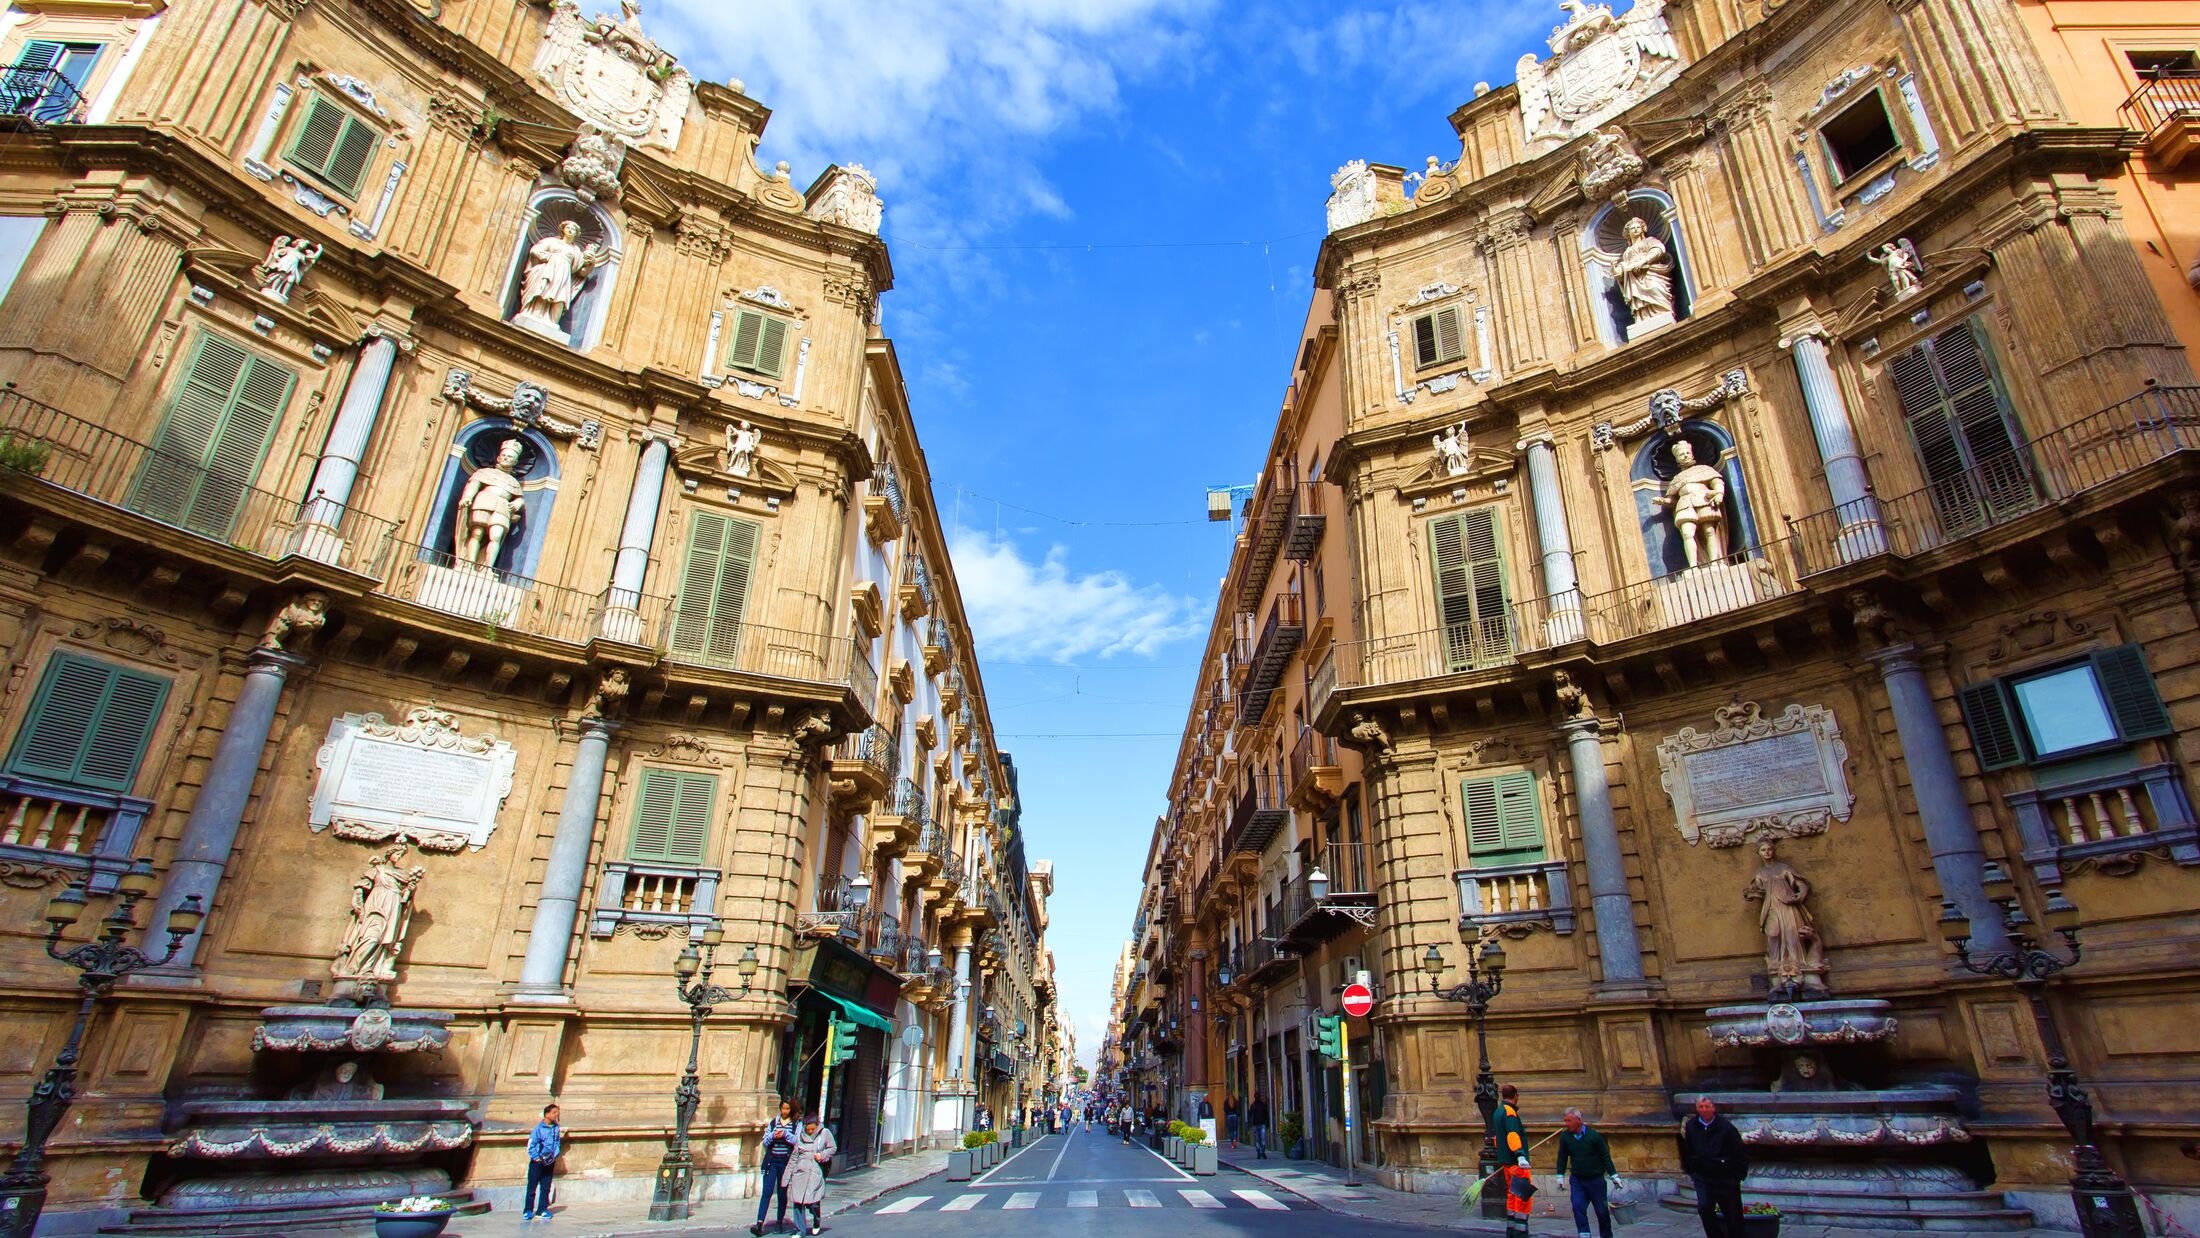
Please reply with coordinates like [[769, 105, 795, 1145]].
[[1890, 320, 2032, 535], [14, 40, 64, 78], [2092, 644, 2171, 741], [1957, 680, 2027, 771], [726, 310, 792, 379], [629, 768, 718, 862], [669, 511, 759, 665], [283, 91, 379, 199], [1410, 308, 1465, 369], [130, 335, 293, 538], [1428, 508, 1509, 672], [1461, 771, 1543, 864], [1461, 775, 1504, 854], [5, 652, 170, 793]]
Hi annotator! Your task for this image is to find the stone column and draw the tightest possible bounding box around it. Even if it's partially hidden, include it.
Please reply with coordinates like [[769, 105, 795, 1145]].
[[604, 434, 672, 641], [303, 331, 402, 524], [516, 717, 616, 998], [1867, 644, 2006, 950], [1784, 328, 1884, 560], [1561, 717, 1645, 985], [150, 648, 304, 967], [948, 942, 974, 1080], [1519, 433, 1583, 644]]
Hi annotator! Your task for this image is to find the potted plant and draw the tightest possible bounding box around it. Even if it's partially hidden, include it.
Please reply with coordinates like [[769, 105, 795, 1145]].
[[1184, 1126, 1216, 1175], [374, 1196, 456, 1238], [950, 1132, 977, 1180], [1742, 1201, 1782, 1237], [1279, 1112, 1306, 1160]]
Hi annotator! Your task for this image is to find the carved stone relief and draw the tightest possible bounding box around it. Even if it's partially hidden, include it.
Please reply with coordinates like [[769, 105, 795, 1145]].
[[532, 0, 694, 152], [311, 707, 519, 852], [1517, 0, 1684, 148], [1658, 701, 1854, 847]]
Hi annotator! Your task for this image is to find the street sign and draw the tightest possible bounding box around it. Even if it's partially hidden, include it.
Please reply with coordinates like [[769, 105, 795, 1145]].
[[1341, 982, 1375, 1018]]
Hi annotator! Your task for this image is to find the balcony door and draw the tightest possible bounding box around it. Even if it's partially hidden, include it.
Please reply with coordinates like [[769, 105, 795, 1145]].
[[128, 334, 293, 540], [1428, 506, 1510, 673], [1888, 318, 2034, 539]]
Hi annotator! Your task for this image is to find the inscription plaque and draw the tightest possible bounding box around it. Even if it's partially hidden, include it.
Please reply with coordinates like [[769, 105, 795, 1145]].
[[1657, 701, 1852, 847], [312, 707, 516, 852]]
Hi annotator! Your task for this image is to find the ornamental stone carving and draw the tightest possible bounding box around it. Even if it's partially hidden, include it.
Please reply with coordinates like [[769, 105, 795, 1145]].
[[1578, 127, 1646, 198], [1658, 701, 1854, 848], [532, 0, 693, 153], [1745, 839, 1830, 1000], [1868, 238, 1923, 299], [455, 438, 526, 570], [330, 844, 425, 995], [442, 370, 599, 447], [1517, 0, 1684, 148], [558, 125, 626, 203], [253, 235, 321, 303], [1654, 439, 1728, 569], [311, 707, 519, 853], [1432, 421, 1473, 477], [511, 221, 612, 342], [1327, 160, 1379, 233], [259, 591, 328, 652], [806, 163, 884, 235]]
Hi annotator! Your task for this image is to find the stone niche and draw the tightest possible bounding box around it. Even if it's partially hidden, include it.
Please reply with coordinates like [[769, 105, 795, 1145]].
[[1658, 701, 1854, 848]]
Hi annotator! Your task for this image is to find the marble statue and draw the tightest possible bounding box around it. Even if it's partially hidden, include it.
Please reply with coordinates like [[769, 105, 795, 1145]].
[[1327, 160, 1378, 233], [1744, 838, 1828, 999], [581, 667, 630, 721], [1654, 439, 1726, 569], [724, 419, 761, 477], [1869, 239, 1921, 299], [259, 591, 328, 652], [253, 235, 322, 303], [1432, 421, 1473, 476], [456, 438, 527, 570], [331, 844, 426, 991], [1614, 216, 1675, 333], [511, 220, 610, 340]]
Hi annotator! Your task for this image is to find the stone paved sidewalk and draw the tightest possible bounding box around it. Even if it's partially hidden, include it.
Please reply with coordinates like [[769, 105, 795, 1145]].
[[292, 1148, 950, 1238], [1219, 1153, 2087, 1238]]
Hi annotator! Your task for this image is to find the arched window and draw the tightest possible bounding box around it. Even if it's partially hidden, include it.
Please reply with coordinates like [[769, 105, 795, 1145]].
[[1582, 190, 1697, 346], [501, 188, 621, 352], [421, 421, 560, 580], [1629, 421, 1761, 578]]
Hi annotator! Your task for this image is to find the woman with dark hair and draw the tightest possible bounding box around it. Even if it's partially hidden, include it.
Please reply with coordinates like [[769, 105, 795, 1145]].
[[749, 1098, 799, 1236], [782, 1113, 838, 1237]]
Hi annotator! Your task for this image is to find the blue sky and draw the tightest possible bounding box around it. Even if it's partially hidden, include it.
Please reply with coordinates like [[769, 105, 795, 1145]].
[[655, 0, 1554, 1065]]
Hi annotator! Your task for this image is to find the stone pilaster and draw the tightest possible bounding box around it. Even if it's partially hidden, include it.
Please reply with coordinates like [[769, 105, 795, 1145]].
[[1895, 0, 2062, 149], [1710, 82, 1815, 271], [1476, 209, 1552, 372]]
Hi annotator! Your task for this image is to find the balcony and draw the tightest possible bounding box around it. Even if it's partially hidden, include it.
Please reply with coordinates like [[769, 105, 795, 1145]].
[[1287, 726, 1345, 811], [877, 776, 931, 859], [1238, 592, 1305, 721], [797, 873, 865, 940], [1276, 842, 1377, 948], [664, 617, 875, 703], [2121, 70, 2200, 168], [864, 459, 906, 544], [1455, 859, 1574, 937], [2007, 762, 2200, 886], [831, 724, 897, 811], [863, 912, 907, 970], [1283, 482, 1326, 559], [898, 551, 932, 621], [589, 861, 721, 939], [1234, 481, 1293, 610], [0, 775, 153, 893], [923, 615, 954, 675], [1238, 933, 1296, 986], [380, 539, 670, 649], [1224, 772, 1289, 855], [0, 61, 88, 127]]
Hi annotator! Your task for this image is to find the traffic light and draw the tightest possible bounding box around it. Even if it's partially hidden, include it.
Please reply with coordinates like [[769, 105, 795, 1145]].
[[1314, 1013, 1343, 1062], [828, 1015, 859, 1066]]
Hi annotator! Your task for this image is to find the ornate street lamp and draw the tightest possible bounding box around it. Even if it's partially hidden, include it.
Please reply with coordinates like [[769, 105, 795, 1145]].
[[1308, 866, 1330, 904], [1938, 866, 2141, 1238], [648, 924, 759, 1222], [1423, 936, 1507, 1219], [0, 859, 202, 1238]]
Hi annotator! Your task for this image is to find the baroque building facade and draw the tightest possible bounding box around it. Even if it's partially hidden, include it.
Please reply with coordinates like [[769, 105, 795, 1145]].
[[0, 0, 1055, 1229], [1126, 0, 2200, 1228]]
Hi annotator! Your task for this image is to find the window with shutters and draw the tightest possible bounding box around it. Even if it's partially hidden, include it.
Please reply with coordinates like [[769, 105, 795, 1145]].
[[1459, 771, 1546, 866], [4, 652, 170, 795], [668, 510, 759, 668], [128, 333, 295, 540], [1426, 507, 1512, 673], [627, 768, 717, 864], [1885, 319, 2036, 538], [1410, 306, 1467, 370], [280, 87, 383, 200], [1959, 645, 2173, 770], [725, 308, 795, 381], [4, 39, 102, 123]]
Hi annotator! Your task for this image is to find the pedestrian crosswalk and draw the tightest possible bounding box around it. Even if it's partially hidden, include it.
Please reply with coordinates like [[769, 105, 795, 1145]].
[[867, 1186, 1307, 1214]]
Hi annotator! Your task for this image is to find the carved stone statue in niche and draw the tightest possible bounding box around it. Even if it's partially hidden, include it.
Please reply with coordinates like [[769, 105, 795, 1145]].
[[253, 235, 322, 303], [1614, 215, 1675, 333], [287, 1059, 386, 1101], [512, 220, 610, 339], [724, 420, 761, 477], [1654, 439, 1727, 569], [331, 844, 426, 997], [456, 438, 527, 570], [1432, 421, 1472, 477], [1744, 838, 1828, 1000]]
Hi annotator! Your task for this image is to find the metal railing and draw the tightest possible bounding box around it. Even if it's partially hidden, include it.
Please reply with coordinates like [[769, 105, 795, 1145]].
[[0, 62, 89, 126], [2120, 69, 2200, 141], [377, 539, 670, 647], [1224, 771, 1289, 854], [664, 616, 874, 698], [1321, 840, 1373, 897], [1288, 725, 1334, 796], [835, 723, 897, 782], [0, 388, 400, 579]]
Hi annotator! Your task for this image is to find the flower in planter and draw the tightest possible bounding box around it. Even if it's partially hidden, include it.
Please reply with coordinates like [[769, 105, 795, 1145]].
[[376, 1196, 452, 1213], [1743, 1202, 1782, 1216]]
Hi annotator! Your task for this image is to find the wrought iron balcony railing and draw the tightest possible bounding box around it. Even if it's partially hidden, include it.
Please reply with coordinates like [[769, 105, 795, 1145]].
[[378, 538, 670, 648], [2119, 70, 2200, 163], [0, 62, 89, 127]]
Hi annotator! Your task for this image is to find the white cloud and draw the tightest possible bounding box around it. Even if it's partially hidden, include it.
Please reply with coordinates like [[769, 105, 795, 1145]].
[[948, 528, 1199, 662]]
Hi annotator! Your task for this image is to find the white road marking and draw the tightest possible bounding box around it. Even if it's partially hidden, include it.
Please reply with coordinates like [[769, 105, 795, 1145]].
[[1125, 1189, 1161, 1208], [1236, 1188, 1289, 1210], [971, 1130, 1055, 1186], [1181, 1188, 1224, 1208], [1045, 1123, 1076, 1180], [1004, 1192, 1040, 1209], [876, 1196, 929, 1214], [1129, 1136, 1196, 1181], [1067, 1190, 1098, 1208], [940, 1193, 985, 1211]]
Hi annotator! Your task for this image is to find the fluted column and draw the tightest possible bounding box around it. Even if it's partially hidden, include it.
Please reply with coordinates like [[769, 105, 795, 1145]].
[[949, 942, 974, 1079], [150, 648, 304, 967], [1519, 432, 1582, 644], [1866, 644, 2006, 950], [516, 717, 616, 997], [1562, 716, 1645, 985], [302, 331, 404, 546], [1784, 327, 1884, 561], [1478, 209, 1552, 371], [603, 433, 673, 641]]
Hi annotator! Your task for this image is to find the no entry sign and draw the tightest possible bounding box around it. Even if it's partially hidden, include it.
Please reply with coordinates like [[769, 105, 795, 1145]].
[[1341, 982, 1375, 1018]]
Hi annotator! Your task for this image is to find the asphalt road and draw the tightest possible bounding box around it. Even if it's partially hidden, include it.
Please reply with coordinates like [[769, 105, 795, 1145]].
[[716, 1123, 1462, 1236]]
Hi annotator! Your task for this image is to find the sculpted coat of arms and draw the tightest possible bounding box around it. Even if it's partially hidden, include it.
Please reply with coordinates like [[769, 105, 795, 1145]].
[[533, 0, 693, 153], [1516, 0, 1684, 148]]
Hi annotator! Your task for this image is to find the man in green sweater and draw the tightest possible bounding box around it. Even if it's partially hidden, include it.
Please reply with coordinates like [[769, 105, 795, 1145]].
[[1555, 1107, 1617, 1238]]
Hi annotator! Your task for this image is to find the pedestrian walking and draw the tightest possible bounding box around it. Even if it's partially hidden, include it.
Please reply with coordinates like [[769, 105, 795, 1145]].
[[1556, 1107, 1618, 1238], [975, 1102, 993, 1132], [750, 1097, 799, 1236], [1225, 1093, 1241, 1149], [1496, 1085, 1534, 1238], [1119, 1101, 1132, 1144], [1247, 1092, 1271, 1159], [782, 1114, 837, 1237], [1680, 1096, 1749, 1238], [522, 1102, 561, 1221]]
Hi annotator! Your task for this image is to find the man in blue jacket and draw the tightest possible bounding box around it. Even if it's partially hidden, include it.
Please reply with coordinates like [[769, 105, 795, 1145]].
[[523, 1102, 562, 1220]]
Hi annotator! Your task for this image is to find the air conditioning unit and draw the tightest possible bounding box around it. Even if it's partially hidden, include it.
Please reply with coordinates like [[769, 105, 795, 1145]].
[[1341, 956, 1364, 988]]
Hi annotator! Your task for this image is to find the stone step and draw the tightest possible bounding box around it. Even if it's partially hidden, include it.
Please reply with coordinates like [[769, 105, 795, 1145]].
[[102, 1193, 491, 1234], [1664, 1184, 2035, 1232]]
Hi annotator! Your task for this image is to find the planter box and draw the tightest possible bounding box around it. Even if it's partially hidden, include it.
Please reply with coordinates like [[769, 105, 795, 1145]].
[[947, 1149, 972, 1181], [374, 1212, 454, 1238], [1192, 1144, 1218, 1176], [1742, 1217, 1780, 1238]]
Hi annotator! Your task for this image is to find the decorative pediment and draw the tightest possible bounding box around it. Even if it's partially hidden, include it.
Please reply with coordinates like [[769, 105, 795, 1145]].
[[181, 244, 366, 349], [1830, 242, 1992, 343], [672, 414, 798, 501]]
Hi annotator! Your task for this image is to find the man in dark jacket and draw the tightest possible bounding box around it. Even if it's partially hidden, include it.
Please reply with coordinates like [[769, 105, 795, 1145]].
[[1680, 1096, 1748, 1238], [1247, 1093, 1271, 1159]]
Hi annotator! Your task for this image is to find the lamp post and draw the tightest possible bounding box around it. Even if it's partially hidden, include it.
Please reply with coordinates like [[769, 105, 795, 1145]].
[[1937, 865, 2142, 1238], [1422, 935, 1507, 1219], [648, 925, 758, 1222], [0, 859, 203, 1238]]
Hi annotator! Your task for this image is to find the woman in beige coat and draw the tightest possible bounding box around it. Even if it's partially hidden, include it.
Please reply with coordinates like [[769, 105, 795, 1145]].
[[781, 1115, 837, 1236]]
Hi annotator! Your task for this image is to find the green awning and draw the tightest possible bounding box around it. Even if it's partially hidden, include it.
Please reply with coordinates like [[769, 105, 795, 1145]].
[[817, 989, 894, 1034]]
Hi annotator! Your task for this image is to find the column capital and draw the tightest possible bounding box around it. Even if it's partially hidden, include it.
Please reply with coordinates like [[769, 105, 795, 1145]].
[[1559, 714, 1611, 743], [1863, 640, 1928, 675], [1778, 318, 1833, 350], [361, 321, 418, 354], [237, 646, 309, 677], [1514, 430, 1557, 453]]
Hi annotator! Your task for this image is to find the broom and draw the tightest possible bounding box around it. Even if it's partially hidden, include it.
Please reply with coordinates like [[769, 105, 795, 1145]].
[[1460, 1129, 1562, 1208]]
